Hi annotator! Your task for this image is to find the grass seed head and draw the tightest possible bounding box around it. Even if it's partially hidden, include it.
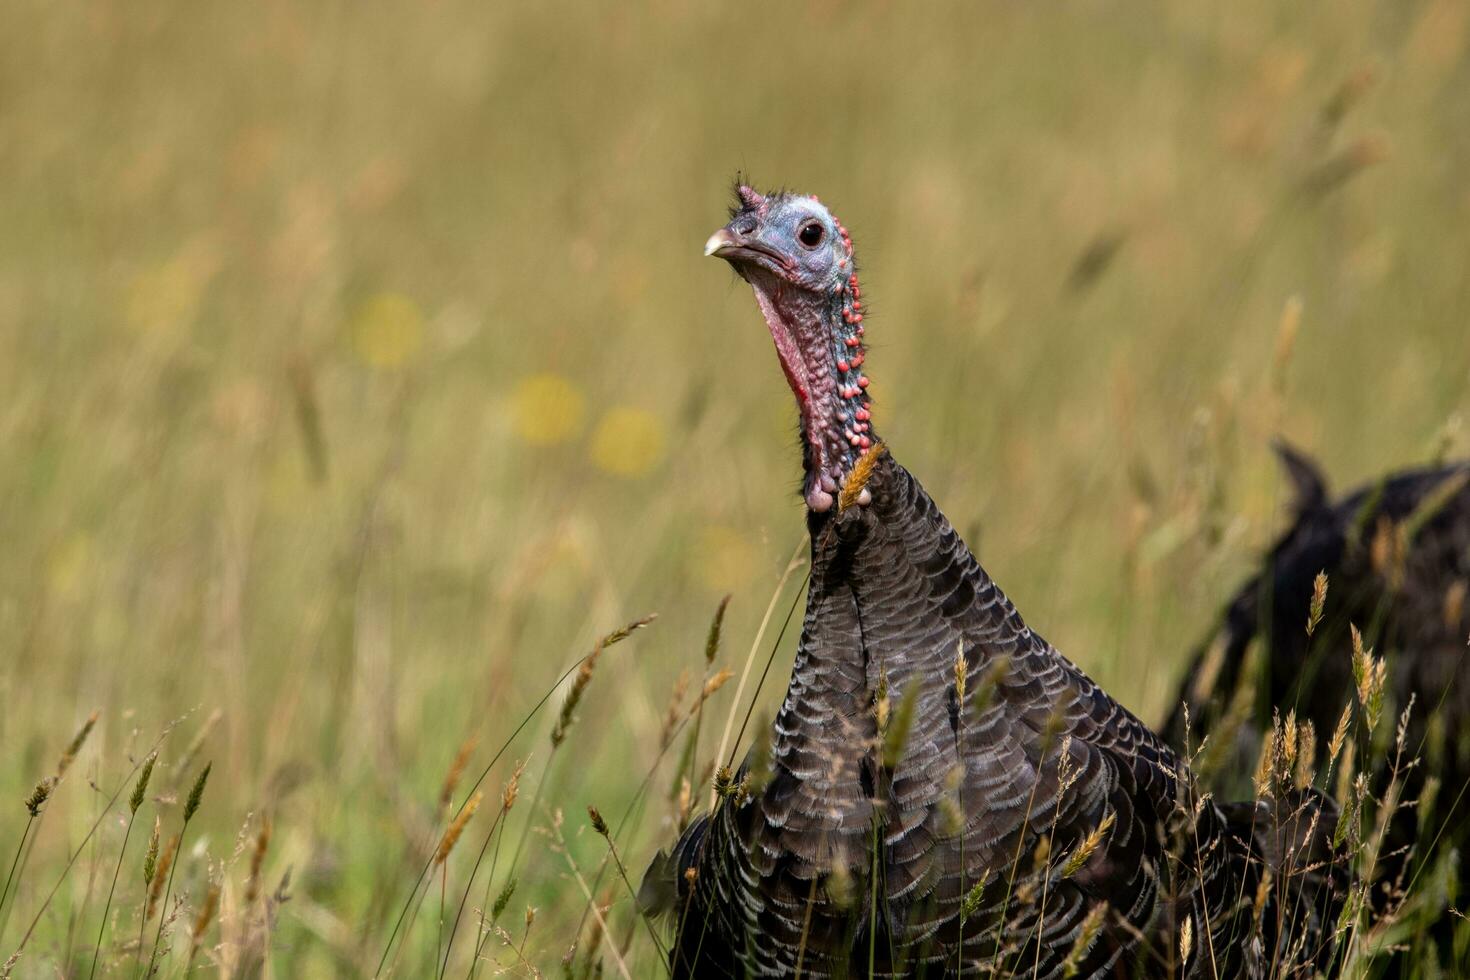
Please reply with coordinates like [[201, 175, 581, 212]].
[[958, 876, 988, 924], [1307, 571, 1328, 636], [502, 759, 527, 812], [1253, 727, 1277, 800], [1327, 702, 1353, 766], [1350, 625, 1388, 732], [184, 762, 212, 823], [704, 595, 730, 664], [874, 669, 891, 734], [675, 777, 692, 830], [550, 614, 656, 749], [439, 735, 477, 809], [713, 765, 733, 798], [245, 815, 272, 904], [492, 879, 517, 921], [56, 710, 99, 777], [176, 710, 222, 778], [1062, 811, 1116, 878], [659, 669, 691, 750], [953, 641, 967, 706], [971, 655, 1009, 720], [744, 715, 774, 796], [838, 441, 887, 512], [142, 816, 161, 885], [24, 777, 55, 816], [587, 805, 609, 837], [1060, 903, 1108, 977], [939, 766, 965, 837], [435, 790, 483, 865], [192, 880, 220, 941], [698, 668, 734, 705], [881, 682, 919, 770], [1444, 580, 1467, 629], [130, 753, 157, 815], [1271, 295, 1303, 393], [147, 834, 179, 919], [825, 860, 853, 909], [1417, 774, 1441, 830], [1295, 719, 1317, 789]]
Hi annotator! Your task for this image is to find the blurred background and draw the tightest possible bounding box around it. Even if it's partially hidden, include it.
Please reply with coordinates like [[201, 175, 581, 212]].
[[2, 0, 1468, 974]]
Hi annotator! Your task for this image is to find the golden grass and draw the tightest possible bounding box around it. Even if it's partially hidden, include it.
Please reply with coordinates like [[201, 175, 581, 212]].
[[2, 0, 1468, 974]]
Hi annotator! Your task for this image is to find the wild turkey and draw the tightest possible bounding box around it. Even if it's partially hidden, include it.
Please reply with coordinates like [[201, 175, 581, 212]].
[[641, 185, 1344, 978], [1166, 442, 1470, 936]]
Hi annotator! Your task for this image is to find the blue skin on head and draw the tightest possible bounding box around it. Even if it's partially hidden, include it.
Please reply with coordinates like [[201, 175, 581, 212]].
[[707, 187, 873, 512]]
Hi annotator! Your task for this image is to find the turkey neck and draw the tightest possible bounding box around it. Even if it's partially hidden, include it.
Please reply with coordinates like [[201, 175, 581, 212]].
[[744, 265, 873, 513]]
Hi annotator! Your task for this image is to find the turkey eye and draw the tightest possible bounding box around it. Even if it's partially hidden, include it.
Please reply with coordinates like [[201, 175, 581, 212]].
[[797, 222, 825, 248]]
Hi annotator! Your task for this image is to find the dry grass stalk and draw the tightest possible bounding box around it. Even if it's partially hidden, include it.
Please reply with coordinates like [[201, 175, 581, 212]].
[[1444, 580, 1467, 629], [1301, 134, 1390, 196], [440, 735, 478, 810], [939, 767, 965, 837], [953, 641, 967, 705], [1350, 625, 1387, 732], [176, 710, 222, 779], [1253, 726, 1277, 800], [1307, 571, 1328, 636], [56, 711, 99, 778], [675, 778, 692, 832], [1321, 65, 1376, 128], [245, 816, 272, 904], [147, 835, 179, 920], [549, 809, 632, 980], [502, 760, 527, 813], [189, 879, 221, 955], [436, 791, 483, 866], [1252, 871, 1273, 929], [1327, 703, 1353, 767], [1271, 296, 1303, 395], [744, 716, 774, 797], [1059, 902, 1108, 977], [1295, 719, 1317, 789], [551, 615, 656, 748], [881, 683, 919, 770], [698, 669, 734, 705], [874, 670, 891, 734]]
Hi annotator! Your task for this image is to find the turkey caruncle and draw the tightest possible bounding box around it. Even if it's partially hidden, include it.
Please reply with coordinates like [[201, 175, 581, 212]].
[[639, 185, 1344, 978]]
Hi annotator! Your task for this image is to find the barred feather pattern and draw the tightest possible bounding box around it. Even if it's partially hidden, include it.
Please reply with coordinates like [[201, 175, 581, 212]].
[[657, 456, 1319, 978]]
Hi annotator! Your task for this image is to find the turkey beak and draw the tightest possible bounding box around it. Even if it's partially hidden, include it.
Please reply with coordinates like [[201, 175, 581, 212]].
[[703, 227, 739, 258]]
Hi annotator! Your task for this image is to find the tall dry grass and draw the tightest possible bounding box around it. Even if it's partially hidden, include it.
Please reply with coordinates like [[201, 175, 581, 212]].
[[2, 0, 1468, 975]]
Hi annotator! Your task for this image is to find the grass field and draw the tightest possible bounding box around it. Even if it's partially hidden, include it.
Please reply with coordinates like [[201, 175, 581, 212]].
[[2, 0, 1468, 975]]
